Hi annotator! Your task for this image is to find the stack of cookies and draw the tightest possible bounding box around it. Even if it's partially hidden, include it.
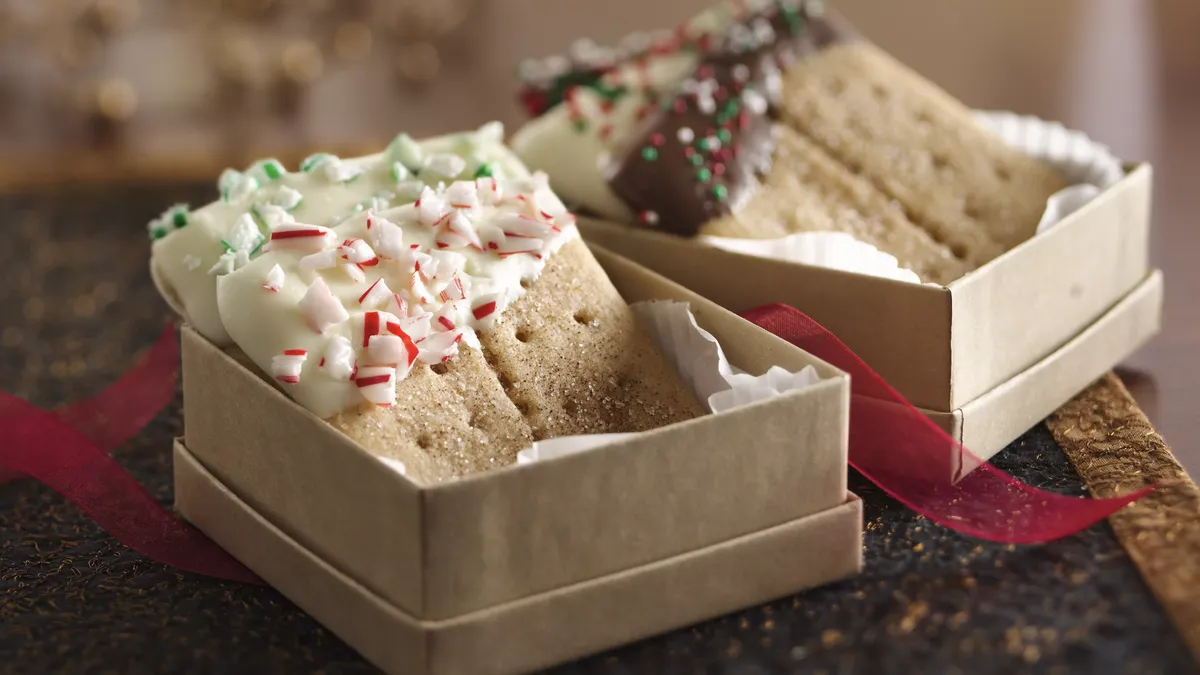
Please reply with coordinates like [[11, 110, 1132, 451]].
[[512, 0, 1068, 285]]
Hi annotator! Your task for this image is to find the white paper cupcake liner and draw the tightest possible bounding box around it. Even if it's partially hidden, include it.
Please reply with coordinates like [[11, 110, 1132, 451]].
[[699, 231, 923, 284], [695, 110, 1127, 282], [516, 300, 822, 465]]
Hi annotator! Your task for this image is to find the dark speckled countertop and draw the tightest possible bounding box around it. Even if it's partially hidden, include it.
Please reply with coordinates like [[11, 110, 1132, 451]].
[[0, 182, 1195, 675]]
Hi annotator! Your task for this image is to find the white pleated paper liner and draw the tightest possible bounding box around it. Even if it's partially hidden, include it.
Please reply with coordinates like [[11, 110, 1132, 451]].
[[513, 300, 822, 466], [699, 231, 923, 284], [693, 110, 1128, 283]]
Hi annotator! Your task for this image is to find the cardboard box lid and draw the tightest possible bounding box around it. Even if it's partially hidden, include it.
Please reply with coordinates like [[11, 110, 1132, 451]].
[[174, 439, 863, 675], [926, 270, 1163, 480]]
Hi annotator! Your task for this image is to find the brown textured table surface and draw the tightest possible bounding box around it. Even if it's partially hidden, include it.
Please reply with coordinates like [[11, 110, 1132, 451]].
[[1, 180, 1197, 675]]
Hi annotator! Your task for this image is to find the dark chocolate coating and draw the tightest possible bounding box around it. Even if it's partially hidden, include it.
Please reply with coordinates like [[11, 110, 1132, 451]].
[[607, 5, 852, 236]]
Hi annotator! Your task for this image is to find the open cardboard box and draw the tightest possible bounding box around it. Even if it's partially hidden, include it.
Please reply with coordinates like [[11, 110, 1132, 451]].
[[579, 164, 1159, 464], [174, 245, 863, 675]]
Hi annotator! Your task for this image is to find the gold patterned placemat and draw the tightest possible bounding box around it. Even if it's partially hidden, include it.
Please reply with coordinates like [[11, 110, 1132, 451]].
[[1050, 373, 1200, 662]]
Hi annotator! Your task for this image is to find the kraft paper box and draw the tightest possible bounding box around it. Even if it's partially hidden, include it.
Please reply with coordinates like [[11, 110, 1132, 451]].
[[174, 245, 862, 675], [578, 164, 1159, 463]]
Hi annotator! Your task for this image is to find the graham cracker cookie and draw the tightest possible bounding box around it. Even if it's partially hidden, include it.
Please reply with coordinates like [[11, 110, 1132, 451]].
[[328, 238, 707, 483], [701, 125, 969, 285], [776, 42, 1069, 269]]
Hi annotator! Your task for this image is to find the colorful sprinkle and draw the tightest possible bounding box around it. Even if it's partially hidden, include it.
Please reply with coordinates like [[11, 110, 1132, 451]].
[[712, 184, 729, 200], [641, 147, 658, 161]]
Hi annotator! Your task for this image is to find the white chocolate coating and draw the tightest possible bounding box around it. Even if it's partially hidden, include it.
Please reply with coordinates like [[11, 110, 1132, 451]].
[[151, 123, 530, 345], [216, 177, 578, 419]]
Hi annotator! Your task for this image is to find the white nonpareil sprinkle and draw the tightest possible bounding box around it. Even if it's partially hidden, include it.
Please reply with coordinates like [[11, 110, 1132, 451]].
[[677, 127, 696, 143], [298, 277, 349, 334], [183, 254, 202, 271], [262, 263, 285, 292], [422, 153, 467, 180], [742, 88, 769, 115], [226, 213, 263, 253], [752, 17, 776, 45], [322, 335, 356, 381], [732, 64, 751, 83]]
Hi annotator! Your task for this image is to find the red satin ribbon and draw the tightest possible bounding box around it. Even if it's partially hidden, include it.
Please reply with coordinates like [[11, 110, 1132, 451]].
[[740, 304, 1149, 543], [0, 325, 261, 584], [0, 308, 1148, 585]]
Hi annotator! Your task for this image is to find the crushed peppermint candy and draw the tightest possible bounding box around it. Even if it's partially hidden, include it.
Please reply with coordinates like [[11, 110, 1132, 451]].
[[422, 153, 467, 180], [225, 213, 264, 253], [388, 133, 424, 170], [220, 170, 260, 202], [268, 223, 335, 252], [208, 250, 249, 276], [272, 349, 308, 384], [357, 277, 393, 308], [354, 365, 397, 407], [298, 277, 349, 334], [262, 264, 285, 292], [248, 158, 286, 183], [321, 335, 356, 381]]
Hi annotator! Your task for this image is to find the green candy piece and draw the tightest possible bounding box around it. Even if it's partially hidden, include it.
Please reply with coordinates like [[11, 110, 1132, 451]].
[[473, 162, 494, 178], [261, 159, 285, 180], [388, 133, 423, 170], [171, 208, 188, 228], [641, 147, 658, 161], [301, 153, 334, 173]]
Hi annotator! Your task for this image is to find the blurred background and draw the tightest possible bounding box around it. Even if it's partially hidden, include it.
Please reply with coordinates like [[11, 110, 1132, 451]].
[[0, 0, 1196, 469]]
